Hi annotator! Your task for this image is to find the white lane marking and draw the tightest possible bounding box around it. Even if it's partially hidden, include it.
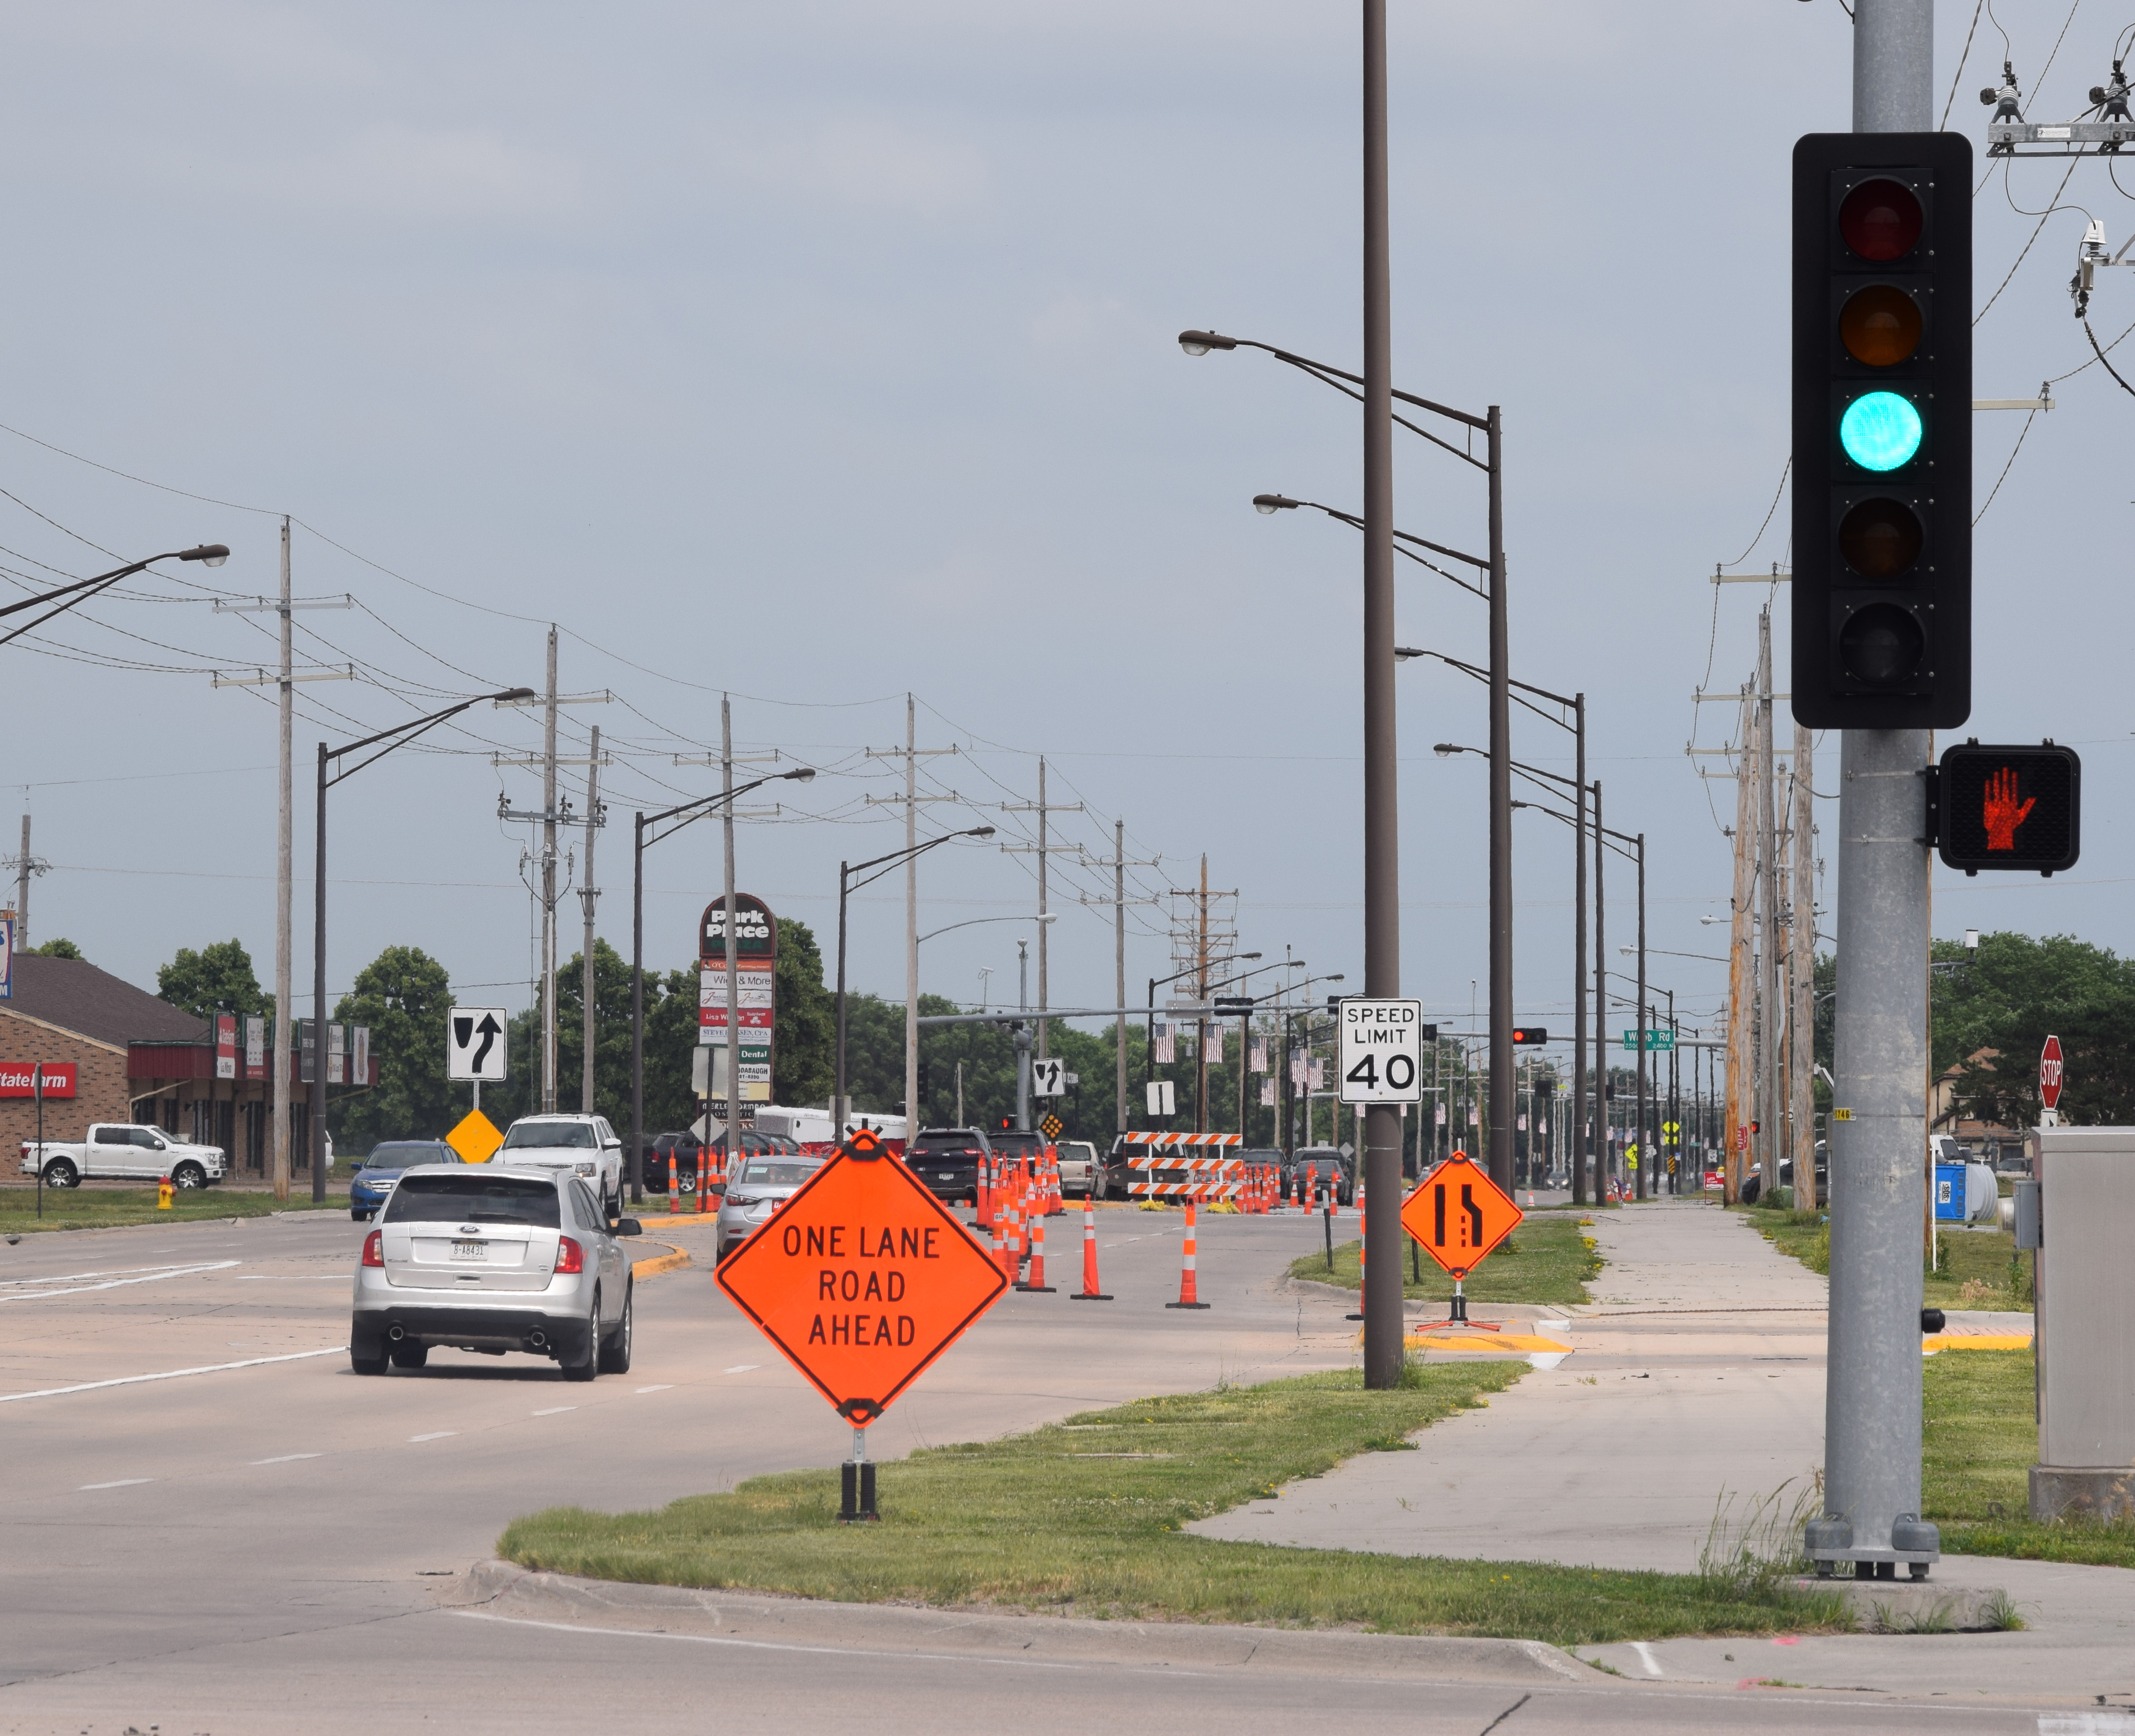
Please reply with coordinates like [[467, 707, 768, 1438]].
[[2040, 1719, 2135, 1735], [635, 1384, 673, 1394], [1629, 1640, 1662, 1677], [532, 1406, 576, 1417], [0, 1345, 347, 1405], [79, 1478, 153, 1491], [250, 1453, 322, 1465], [723, 1364, 759, 1373], [233, 1274, 344, 1282], [0, 1260, 239, 1301], [409, 1431, 457, 1443]]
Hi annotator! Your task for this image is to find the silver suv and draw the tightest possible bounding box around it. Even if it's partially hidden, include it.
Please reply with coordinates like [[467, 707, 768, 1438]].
[[498, 1114, 625, 1214], [350, 1165, 639, 1379], [716, 1148, 826, 1263]]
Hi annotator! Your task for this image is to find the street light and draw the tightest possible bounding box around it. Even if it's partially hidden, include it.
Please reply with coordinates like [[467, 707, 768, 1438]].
[[0, 544, 230, 651], [312, 686, 536, 1203], [628, 765, 817, 1205], [835, 828, 996, 1137]]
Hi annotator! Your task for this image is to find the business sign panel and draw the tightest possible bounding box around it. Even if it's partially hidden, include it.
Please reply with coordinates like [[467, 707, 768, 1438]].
[[700, 894, 777, 1103]]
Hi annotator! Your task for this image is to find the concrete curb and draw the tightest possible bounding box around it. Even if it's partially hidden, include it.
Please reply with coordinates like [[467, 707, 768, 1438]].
[[450, 1560, 1599, 1687], [630, 1240, 691, 1281], [1782, 1577, 2013, 1632]]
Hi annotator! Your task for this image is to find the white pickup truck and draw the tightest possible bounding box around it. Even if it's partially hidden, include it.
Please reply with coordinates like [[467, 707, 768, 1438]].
[[20, 1124, 227, 1190]]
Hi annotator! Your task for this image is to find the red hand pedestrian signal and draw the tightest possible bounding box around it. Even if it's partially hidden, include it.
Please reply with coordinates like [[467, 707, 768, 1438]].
[[1982, 766, 2035, 852]]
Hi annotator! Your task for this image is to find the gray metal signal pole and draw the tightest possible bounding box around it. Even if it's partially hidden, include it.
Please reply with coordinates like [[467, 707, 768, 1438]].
[[1812, 0, 1939, 1580], [1360, 0, 1404, 1389]]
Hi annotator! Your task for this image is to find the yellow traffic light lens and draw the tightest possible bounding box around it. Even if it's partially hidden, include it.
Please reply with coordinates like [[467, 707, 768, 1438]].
[[1839, 285, 1923, 366], [1837, 497, 1923, 578], [1839, 178, 1924, 261]]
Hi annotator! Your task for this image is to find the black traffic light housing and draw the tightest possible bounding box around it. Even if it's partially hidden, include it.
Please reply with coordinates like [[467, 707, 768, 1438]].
[[1793, 132, 1972, 729], [1929, 740, 2081, 875], [1510, 1027, 1549, 1045]]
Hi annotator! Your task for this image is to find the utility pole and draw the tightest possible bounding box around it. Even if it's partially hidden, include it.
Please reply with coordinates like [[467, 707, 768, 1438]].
[[1813, 0, 1940, 1582], [11, 814, 44, 947], [1485, 404, 1514, 1194], [863, 700, 957, 1131], [1359, 0, 1405, 1390], [1080, 819, 1158, 1138], [999, 756, 1082, 1062], [578, 725, 602, 1114], [1592, 780, 1607, 1197], [1757, 607, 1782, 1203], [1634, 832, 1648, 1201], [541, 627, 560, 1114], [1726, 684, 1757, 1202], [1791, 723, 1818, 1199]]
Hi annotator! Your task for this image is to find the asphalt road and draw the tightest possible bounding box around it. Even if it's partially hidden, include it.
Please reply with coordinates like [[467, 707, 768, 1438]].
[[0, 1204, 2104, 1735]]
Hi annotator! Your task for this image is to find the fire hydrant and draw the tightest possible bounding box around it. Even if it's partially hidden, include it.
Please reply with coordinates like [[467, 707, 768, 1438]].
[[157, 1174, 174, 1211]]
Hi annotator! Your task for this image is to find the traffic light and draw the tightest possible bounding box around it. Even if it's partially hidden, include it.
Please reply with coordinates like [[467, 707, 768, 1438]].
[[1932, 740, 2081, 875], [1792, 132, 1971, 728], [1510, 1027, 1548, 1045]]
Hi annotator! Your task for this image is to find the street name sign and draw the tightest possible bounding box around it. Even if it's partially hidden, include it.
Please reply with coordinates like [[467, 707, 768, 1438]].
[[1337, 997, 1425, 1104], [448, 1007, 509, 1082], [715, 1128, 1009, 1425], [1031, 1057, 1066, 1098], [2040, 1034, 2064, 1113], [1621, 1028, 1675, 1052], [1401, 1151, 1523, 1280], [447, 1109, 505, 1164]]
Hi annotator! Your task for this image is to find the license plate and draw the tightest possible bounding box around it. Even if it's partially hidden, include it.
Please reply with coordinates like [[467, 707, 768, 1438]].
[[937, 1173, 954, 1181], [451, 1239, 487, 1261]]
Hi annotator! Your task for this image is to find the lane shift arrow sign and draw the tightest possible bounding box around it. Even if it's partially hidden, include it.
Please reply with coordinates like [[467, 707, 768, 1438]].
[[471, 1014, 501, 1072], [449, 1006, 510, 1083]]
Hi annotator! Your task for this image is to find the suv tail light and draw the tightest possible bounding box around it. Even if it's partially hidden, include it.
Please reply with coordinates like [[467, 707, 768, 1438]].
[[361, 1230, 384, 1268], [554, 1236, 584, 1275]]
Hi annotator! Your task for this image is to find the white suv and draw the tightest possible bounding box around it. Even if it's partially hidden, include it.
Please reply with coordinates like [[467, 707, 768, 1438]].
[[498, 1115, 624, 1215]]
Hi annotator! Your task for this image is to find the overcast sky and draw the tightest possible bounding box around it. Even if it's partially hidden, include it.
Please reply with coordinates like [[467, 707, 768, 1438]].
[[2, 2, 2127, 1070]]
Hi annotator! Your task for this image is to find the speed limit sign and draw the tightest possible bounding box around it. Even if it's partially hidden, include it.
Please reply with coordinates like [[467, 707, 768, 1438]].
[[1337, 998, 1425, 1104]]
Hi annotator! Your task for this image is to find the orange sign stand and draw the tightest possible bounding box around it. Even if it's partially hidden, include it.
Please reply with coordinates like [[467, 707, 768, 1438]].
[[1399, 1149, 1522, 1330], [715, 1126, 1010, 1520]]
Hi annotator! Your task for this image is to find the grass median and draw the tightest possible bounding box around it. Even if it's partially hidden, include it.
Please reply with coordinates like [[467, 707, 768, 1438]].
[[0, 1183, 350, 1234], [501, 1365, 1849, 1646], [1286, 1215, 1600, 1307], [1736, 1203, 2032, 1312], [1925, 1344, 2135, 1568]]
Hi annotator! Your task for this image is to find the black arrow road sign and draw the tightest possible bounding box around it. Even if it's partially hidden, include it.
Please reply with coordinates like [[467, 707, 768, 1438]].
[[448, 1006, 510, 1082]]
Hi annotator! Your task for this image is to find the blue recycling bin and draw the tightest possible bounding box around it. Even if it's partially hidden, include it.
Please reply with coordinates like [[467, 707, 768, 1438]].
[[1933, 1161, 1967, 1222]]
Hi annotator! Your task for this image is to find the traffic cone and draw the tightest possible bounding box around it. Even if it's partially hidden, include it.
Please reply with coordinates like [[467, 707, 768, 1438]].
[[991, 1206, 1011, 1278], [157, 1174, 173, 1211], [698, 1147, 715, 1214], [1166, 1201, 1210, 1309], [1022, 1211, 1056, 1292], [1019, 1160, 1036, 1263], [1070, 1202, 1113, 1301], [977, 1155, 993, 1229]]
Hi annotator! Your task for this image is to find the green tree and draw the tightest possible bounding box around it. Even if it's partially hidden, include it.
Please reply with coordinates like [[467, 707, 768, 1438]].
[[31, 937, 84, 960], [158, 938, 266, 1021], [1929, 930, 2135, 1127], [772, 917, 835, 1108], [330, 945, 455, 1149]]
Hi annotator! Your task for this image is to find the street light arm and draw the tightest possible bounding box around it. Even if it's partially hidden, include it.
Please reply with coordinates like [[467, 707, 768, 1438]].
[[0, 544, 231, 650], [326, 686, 537, 787], [642, 765, 817, 843], [916, 912, 1052, 946], [1395, 645, 1581, 728], [1435, 741, 1585, 796], [846, 826, 995, 897], [1180, 329, 1491, 445]]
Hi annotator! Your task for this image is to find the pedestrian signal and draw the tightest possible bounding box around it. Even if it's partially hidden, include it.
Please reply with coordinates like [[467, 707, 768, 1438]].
[[1933, 741, 2080, 875]]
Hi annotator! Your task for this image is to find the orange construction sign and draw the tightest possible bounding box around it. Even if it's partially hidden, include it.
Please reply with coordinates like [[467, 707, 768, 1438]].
[[714, 1126, 1009, 1425], [1400, 1150, 1522, 1280]]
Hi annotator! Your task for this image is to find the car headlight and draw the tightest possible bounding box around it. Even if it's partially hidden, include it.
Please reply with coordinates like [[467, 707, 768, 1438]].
[[573, 1161, 597, 1177]]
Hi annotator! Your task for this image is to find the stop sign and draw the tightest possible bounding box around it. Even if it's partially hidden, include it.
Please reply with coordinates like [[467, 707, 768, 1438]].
[[2040, 1035, 2065, 1112]]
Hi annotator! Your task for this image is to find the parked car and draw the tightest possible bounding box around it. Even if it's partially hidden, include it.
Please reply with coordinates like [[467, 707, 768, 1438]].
[[498, 1114, 625, 1214], [20, 1123, 226, 1190], [349, 1139, 457, 1221], [637, 1130, 704, 1194], [1290, 1146, 1354, 1207], [717, 1148, 827, 1262], [1056, 1139, 1100, 1198], [903, 1126, 993, 1203], [349, 1165, 640, 1378]]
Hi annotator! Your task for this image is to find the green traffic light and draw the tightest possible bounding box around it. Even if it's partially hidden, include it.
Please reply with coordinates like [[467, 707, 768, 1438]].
[[1839, 391, 1923, 471]]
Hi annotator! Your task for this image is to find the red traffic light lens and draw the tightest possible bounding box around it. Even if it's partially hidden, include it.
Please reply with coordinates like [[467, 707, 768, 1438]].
[[1839, 179, 1923, 260], [1838, 602, 1926, 687], [1839, 284, 1923, 365], [1837, 497, 1924, 578]]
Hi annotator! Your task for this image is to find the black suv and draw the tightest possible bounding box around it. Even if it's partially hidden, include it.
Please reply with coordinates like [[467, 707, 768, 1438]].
[[1289, 1146, 1354, 1207], [986, 1127, 1051, 1186], [904, 1126, 993, 1203]]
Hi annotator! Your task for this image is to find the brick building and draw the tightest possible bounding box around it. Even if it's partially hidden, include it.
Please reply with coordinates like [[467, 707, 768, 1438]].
[[0, 953, 373, 1178]]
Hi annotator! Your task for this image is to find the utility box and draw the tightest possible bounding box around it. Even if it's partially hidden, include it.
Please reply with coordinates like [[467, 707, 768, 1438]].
[[1933, 1162, 1967, 1222], [2028, 1126, 2135, 1522]]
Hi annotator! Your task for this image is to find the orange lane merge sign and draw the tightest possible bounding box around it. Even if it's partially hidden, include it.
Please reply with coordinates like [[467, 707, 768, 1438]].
[[1401, 1150, 1522, 1280], [714, 1126, 1010, 1425]]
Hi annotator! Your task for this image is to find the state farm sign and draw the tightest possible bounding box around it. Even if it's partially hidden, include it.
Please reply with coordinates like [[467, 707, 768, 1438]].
[[0, 1062, 77, 1099]]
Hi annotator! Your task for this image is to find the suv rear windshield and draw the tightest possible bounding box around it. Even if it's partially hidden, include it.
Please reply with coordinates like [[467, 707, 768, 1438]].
[[364, 1143, 451, 1171], [737, 1158, 821, 1187], [385, 1173, 561, 1226], [502, 1122, 595, 1149], [910, 1136, 982, 1156]]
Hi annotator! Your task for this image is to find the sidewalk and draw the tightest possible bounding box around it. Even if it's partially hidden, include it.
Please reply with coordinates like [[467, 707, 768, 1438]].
[[1195, 1198, 2135, 1701]]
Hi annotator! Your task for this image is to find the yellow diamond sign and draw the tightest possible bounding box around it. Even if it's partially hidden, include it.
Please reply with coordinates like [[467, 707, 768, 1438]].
[[447, 1109, 505, 1164]]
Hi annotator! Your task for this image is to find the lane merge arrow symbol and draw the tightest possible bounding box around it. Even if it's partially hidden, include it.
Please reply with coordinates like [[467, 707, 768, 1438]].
[[448, 1006, 510, 1083], [471, 1013, 501, 1073]]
